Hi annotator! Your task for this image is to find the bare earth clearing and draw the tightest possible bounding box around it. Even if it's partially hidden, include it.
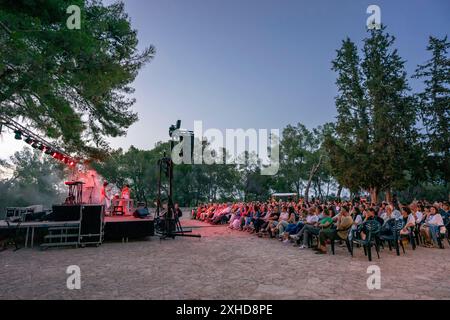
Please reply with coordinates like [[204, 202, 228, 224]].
[[1, 218, 449, 300]]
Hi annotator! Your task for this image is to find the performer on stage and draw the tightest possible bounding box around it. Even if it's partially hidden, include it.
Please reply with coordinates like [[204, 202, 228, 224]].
[[100, 181, 111, 213], [83, 169, 99, 204], [120, 184, 131, 215]]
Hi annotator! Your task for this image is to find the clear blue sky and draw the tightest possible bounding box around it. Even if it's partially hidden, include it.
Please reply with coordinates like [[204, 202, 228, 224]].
[[106, 0, 449, 151], [1, 0, 449, 158]]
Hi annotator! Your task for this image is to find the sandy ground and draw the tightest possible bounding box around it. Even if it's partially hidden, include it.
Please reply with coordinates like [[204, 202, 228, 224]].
[[1, 217, 449, 300]]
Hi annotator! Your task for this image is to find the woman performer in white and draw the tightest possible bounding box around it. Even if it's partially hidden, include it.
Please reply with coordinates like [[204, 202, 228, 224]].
[[100, 181, 111, 214], [120, 184, 131, 215]]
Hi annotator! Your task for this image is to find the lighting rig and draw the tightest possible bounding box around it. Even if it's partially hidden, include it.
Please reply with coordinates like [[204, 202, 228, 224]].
[[0, 115, 79, 168], [155, 120, 200, 239]]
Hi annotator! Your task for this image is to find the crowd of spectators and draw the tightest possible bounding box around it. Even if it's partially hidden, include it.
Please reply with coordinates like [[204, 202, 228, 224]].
[[192, 198, 450, 254]]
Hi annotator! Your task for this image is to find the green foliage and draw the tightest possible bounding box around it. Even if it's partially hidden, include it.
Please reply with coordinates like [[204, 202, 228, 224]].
[[414, 36, 450, 182], [92, 142, 241, 206], [276, 123, 313, 195], [326, 38, 369, 193], [0, 148, 66, 215], [326, 26, 423, 200], [235, 151, 273, 201], [0, 0, 154, 157], [93, 126, 334, 206], [397, 182, 450, 203], [91, 142, 167, 204], [1, 12, 448, 207]]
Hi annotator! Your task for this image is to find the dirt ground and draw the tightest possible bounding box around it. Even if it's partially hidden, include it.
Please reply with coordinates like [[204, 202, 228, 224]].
[[1, 218, 449, 300]]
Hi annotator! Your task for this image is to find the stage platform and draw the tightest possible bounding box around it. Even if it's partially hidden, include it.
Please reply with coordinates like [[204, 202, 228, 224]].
[[104, 216, 155, 241], [1, 216, 155, 248]]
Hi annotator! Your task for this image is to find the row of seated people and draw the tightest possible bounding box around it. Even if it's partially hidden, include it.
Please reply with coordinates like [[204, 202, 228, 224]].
[[192, 199, 450, 253]]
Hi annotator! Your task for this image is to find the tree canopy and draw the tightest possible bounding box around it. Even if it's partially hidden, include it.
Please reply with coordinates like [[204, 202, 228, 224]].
[[325, 26, 425, 202], [0, 0, 154, 157], [1, 21, 449, 210], [414, 36, 450, 183]]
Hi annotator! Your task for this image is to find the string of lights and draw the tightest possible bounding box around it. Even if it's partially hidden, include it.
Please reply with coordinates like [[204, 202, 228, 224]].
[[0, 114, 79, 168]]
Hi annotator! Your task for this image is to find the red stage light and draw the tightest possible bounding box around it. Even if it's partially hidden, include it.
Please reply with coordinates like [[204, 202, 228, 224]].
[[50, 152, 76, 166]]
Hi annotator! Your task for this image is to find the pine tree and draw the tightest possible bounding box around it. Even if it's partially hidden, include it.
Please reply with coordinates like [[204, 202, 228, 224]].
[[414, 36, 450, 183], [326, 38, 371, 196], [0, 0, 154, 157], [362, 26, 419, 201], [327, 26, 420, 202], [278, 123, 315, 197]]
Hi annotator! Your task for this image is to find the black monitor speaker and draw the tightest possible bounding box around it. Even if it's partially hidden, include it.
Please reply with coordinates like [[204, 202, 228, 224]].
[[50, 205, 82, 221]]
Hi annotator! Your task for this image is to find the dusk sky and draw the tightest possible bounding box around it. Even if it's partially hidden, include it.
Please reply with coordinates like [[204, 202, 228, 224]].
[[1, 0, 449, 159]]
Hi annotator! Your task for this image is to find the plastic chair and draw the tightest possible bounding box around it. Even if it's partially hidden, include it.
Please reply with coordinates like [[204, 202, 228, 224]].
[[436, 217, 449, 249], [405, 226, 417, 250], [351, 220, 381, 261], [379, 219, 405, 256], [413, 224, 422, 246], [330, 228, 352, 256]]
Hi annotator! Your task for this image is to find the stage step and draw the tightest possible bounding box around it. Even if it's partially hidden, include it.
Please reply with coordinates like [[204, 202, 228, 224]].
[[44, 234, 79, 239], [48, 226, 79, 230], [41, 242, 79, 248], [42, 224, 81, 248], [47, 228, 79, 233]]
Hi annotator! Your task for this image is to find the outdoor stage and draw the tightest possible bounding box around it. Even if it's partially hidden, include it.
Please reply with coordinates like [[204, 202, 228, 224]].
[[0, 215, 155, 248]]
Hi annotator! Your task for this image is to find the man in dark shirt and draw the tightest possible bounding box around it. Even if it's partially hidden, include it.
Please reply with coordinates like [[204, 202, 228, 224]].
[[174, 203, 183, 218], [360, 208, 383, 240]]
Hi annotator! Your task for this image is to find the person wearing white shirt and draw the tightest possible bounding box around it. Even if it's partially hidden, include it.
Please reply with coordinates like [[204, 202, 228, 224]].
[[427, 212, 444, 226], [381, 205, 393, 222], [413, 205, 424, 224], [349, 207, 363, 241], [100, 181, 111, 213], [392, 207, 402, 220], [306, 214, 319, 224], [290, 209, 318, 245], [420, 206, 444, 247]]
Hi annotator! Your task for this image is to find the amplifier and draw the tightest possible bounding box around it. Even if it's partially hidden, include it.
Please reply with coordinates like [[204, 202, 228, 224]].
[[50, 205, 82, 221], [80, 205, 103, 245], [49, 204, 104, 245]]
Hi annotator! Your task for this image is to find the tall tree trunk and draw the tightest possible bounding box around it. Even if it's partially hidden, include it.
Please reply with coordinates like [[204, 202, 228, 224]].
[[317, 178, 323, 200], [304, 155, 323, 202], [326, 181, 330, 199], [313, 181, 318, 199], [385, 189, 392, 203], [295, 181, 301, 198], [143, 193, 147, 205], [369, 187, 378, 204], [337, 185, 342, 201]]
